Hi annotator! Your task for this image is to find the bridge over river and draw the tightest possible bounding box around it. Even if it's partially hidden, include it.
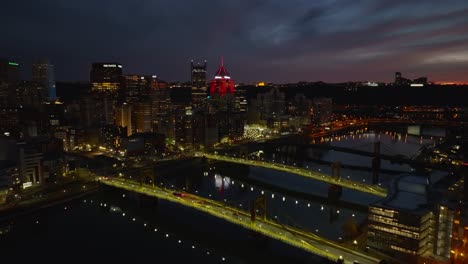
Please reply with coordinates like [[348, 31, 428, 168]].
[[100, 177, 382, 264], [199, 153, 387, 197]]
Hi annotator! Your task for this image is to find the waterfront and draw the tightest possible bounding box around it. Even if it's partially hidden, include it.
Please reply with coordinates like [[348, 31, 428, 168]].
[[0, 189, 327, 263], [0, 125, 453, 263]]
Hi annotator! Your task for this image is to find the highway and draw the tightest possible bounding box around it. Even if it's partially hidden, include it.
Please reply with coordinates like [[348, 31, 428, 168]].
[[200, 153, 387, 197], [100, 177, 381, 264]]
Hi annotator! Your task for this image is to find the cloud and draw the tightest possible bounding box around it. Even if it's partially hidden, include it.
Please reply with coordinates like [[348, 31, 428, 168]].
[[1, 0, 468, 82]]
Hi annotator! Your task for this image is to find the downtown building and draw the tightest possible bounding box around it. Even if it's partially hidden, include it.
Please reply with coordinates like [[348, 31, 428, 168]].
[[90, 63, 123, 93], [367, 175, 457, 263], [206, 58, 245, 144], [0, 59, 20, 107], [32, 59, 56, 100]]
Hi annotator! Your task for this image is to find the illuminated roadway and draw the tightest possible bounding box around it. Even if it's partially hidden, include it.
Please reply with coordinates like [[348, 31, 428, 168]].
[[200, 153, 387, 198], [100, 177, 381, 264]]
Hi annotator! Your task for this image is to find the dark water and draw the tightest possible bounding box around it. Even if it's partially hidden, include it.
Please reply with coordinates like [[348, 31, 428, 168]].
[[0, 125, 446, 263], [161, 161, 369, 242], [0, 189, 327, 263]]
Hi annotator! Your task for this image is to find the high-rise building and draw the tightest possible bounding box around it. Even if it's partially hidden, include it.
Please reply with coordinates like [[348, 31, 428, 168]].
[[80, 93, 115, 129], [115, 102, 132, 136], [191, 60, 207, 88], [90, 63, 123, 93], [0, 59, 20, 84], [209, 57, 235, 97], [32, 59, 56, 100], [123, 75, 156, 102], [0, 59, 20, 107], [367, 175, 456, 263], [206, 58, 245, 143], [133, 101, 152, 133], [15, 81, 47, 109]]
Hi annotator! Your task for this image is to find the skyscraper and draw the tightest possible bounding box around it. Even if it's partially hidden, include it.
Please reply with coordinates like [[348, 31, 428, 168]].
[[209, 57, 235, 97], [0, 59, 20, 107], [0, 59, 20, 84], [191, 60, 207, 88], [90, 63, 123, 93], [32, 59, 56, 100]]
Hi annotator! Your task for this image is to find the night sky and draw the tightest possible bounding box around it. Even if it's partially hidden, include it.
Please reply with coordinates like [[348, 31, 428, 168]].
[[2, 0, 468, 83]]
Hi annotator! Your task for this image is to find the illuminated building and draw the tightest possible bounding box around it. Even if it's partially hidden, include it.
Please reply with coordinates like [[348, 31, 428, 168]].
[[0, 108, 19, 138], [206, 58, 245, 143], [174, 107, 194, 149], [18, 142, 43, 187], [100, 124, 126, 149], [80, 93, 115, 129], [150, 86, 172, 134], [90, 63, 123, 93], [191, 60, 207, 88], [0, 162, 20, 193], [32, 59, 56, 100], [209, 57, 234, 97], [115, 102, 132, 136], [44, 100, 65, 127], [368, 175, 457, 263], [0, 59, 20, 107], [0, 59, 20, 84], [451, 207, 468, 264], [123, 75, 157, 102], [133, 101, 152, 133], [15, 81, 47, 109]]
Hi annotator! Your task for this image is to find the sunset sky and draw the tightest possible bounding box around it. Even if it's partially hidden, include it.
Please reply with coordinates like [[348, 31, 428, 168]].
[[2, 0, 468, 83]]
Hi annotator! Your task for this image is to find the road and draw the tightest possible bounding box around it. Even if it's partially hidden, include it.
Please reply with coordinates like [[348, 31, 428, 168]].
[[200, 153, 387, 197], [100, 177, 381, 264]]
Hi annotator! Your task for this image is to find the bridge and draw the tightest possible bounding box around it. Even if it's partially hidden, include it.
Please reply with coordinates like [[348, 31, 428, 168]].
[[100, 177, 381, 264], [200, 153, 387, 197]]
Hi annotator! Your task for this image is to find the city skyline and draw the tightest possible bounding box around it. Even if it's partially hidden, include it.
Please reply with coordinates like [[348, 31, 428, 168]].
[[2, 0, 468, 83]]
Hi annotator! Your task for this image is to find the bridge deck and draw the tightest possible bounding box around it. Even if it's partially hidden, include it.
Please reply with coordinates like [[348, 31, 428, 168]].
[[101, 177, 381, 264], [201, 154, 387, 197]]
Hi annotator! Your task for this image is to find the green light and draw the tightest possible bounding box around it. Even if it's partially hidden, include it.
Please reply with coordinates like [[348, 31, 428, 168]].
[[8, 62, 19, 66]]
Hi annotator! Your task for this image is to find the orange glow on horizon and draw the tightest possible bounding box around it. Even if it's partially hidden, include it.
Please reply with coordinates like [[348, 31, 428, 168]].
[[434, 81, 468, 85]]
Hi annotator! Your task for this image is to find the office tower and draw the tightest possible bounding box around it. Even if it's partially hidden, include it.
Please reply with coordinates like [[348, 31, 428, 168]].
[[115, 102, 132, 136], [80, 93, 115, 129], [0, 59, 20, 84], [209, 57, 235, 97], [0, 59, 20, 107], [367, 175, 456, 263], [123, 75, 156, 102], [90, 63, 123, 93], [15, 81, 47, 109], [206, 58, 245, 143], [32, 59, 56, 100], [191, 60, 207, 88], [150, 85, 171, 134], [133, 101, 152, 133]]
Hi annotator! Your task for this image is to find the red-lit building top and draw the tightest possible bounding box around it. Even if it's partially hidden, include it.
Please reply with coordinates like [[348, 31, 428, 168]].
[[209, 57, 235, 97]]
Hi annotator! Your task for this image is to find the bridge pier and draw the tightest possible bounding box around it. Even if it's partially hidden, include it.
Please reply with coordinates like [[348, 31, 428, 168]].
[[328, 162, 343, 201], [372, 141, 381, 185], [250, 195, 266, 222]]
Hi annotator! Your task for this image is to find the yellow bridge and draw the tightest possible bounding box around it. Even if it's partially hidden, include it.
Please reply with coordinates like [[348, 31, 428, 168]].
[[200, 153, 387, 197], [100, 177, 381, 264]]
